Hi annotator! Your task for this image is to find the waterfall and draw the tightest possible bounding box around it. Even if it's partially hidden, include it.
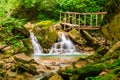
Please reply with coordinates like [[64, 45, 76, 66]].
[[30, 32, 43, 55], [49, 32, 76, 54]]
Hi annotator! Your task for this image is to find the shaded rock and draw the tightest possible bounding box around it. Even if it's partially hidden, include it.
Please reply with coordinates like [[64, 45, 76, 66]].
[[12, 27, 30, 38], [49, 74, 64, 80], [16, 62, 38, 75], [22, 39, 33, 54], [68, 29, 86, 45]]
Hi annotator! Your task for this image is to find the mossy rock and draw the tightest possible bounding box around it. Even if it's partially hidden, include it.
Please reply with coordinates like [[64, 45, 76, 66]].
[[49, 74, 64, 80], [68, 29, 87, 45], [33, 20, 57, 50], [101, 13, 120, 41]]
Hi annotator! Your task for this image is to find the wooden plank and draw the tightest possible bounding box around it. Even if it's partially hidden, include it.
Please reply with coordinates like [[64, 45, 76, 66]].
[[60, 23, 100, 30]]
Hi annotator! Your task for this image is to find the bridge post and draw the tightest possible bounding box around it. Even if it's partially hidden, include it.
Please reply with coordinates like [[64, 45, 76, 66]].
[[96, 14, 98, 27], [90, 14, 92, 27], [64, 12, 67, 30], [78, 14, 81, 32], [84, 14, 86, 27]]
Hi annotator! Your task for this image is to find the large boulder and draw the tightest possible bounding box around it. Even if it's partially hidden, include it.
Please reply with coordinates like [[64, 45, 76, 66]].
[[33, 20, 58, 50], [68, 29, 87, 45]]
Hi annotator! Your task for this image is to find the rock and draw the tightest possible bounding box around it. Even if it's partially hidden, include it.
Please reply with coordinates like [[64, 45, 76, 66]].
[[31, 63, 47, 72], [74, 61, 87, 68], [14, 53, 34, 63], [0, 44, 7, 51], [16, 62, 38, 75], [68, 29, 87, 45], [2, 46, 14, 55], [22, 39, 33, 54], [0, 61, 4, 68], [6, 71, 16, 77], [33, 20, 58, 49], [55, 24, 62, 30], [49, 74, 64, 80], [12, 27, 30, 38], [24, 22, 35, 32], [3, 63, 13, 70]]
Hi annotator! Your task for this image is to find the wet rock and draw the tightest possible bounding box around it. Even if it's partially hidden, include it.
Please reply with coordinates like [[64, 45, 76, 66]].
[[49, 74, 64, 80], [33, 20, 58, 49], [68, 29, 87, 45]]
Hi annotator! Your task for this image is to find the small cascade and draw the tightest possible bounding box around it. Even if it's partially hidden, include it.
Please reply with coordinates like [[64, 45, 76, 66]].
[[30, 32, 43, 55], [49, 31, 77, 54]]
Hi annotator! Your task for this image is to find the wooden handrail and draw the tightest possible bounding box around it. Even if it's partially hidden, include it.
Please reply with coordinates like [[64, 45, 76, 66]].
[[60, 11, 107, 28]]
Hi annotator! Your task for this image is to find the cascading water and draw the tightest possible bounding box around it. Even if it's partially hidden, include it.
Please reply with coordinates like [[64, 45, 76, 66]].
[[30, 32, 43, 55], [49, 31, 77, 54]]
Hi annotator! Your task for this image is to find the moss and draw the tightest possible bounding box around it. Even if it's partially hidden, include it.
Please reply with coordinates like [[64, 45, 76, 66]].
[[101, 13, 120, 41], [98, 67, 120, 80], [33, 20, 57, 49], [68, 29, 86, 45]]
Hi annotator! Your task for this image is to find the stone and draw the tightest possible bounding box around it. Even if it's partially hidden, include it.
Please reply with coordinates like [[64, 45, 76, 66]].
[[33, 20, 58, 49], [49, 74, 64, 80], [74, 61, 87, 68], [68, 29, 87, 45], [3, 63, 13, 70], [0, 60, 4, 68], [0, 44, 7, 51], [31, 63, 47, 72], [14, 53, 34, 63], [2, 46, 14, 55]]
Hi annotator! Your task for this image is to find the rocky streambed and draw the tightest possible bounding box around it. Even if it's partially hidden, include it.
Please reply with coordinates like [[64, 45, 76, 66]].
[[0, 53, 85, 80]]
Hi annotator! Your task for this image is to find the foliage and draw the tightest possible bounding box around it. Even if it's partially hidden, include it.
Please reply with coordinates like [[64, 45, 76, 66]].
[[0, 0, 106, 21]]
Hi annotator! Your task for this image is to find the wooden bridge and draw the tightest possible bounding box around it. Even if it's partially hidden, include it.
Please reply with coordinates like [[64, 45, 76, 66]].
[[60, 12, 107, 31]]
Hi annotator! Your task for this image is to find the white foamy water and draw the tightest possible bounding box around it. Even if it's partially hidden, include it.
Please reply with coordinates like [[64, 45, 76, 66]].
[[49, 32, 77, 54], [30, 32, 43, 55]]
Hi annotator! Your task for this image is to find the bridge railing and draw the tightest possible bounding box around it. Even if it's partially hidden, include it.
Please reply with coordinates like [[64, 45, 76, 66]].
[[60, 12, 107, 27]]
